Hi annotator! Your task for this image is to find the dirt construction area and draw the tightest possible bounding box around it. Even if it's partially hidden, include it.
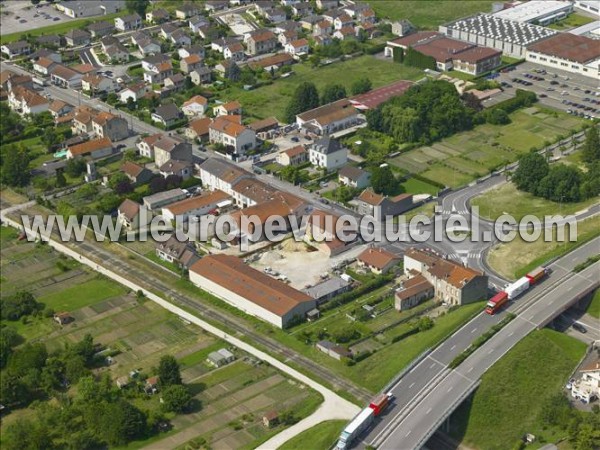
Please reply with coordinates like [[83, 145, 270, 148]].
[[249, 239, 364, 289]]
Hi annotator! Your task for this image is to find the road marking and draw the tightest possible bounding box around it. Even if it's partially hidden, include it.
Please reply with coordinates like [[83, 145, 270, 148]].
[[471, 327, 477, 333], [405, 430, 412, 437], [430, 363, 436, 369], [467, 367, 474, 373], [450, 345, 456, 351], [426, 407, 432, 415], [508, 332, 514, 337], [488, 348, 495, 354], [448, 386, 454, 393], [409, 382, 415, 389]]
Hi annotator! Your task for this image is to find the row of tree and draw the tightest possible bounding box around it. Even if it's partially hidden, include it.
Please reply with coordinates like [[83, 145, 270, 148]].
[[512, 127, 600, 202], [284, 78, 372, 123]]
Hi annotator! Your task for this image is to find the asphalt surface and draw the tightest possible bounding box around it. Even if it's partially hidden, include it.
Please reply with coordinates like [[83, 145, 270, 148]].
[[355, 237, 600, 450]]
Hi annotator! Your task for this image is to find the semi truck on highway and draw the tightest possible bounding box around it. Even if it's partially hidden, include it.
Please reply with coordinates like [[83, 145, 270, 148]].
[[336, 393, 393, 449], [485, 266, 549, 315]]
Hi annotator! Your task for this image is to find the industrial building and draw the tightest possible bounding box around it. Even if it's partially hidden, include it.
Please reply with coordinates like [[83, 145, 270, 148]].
[[189, 255, 317, 329], [439, 14, 557, 58], [526, 33, 600, 79], [493, 1, 573, 25]]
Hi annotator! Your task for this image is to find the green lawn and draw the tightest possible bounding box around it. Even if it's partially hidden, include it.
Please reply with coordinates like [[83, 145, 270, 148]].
[[37, 276, 127, 311], [1, 12, 122, 45], [586, 289, 600, 319], [450, 329, 587, 450], [488, 215, 600, 280], [471, 182, 600, 221], [217, 56, 423, 121], [389, 108, 585, 188], [548, 13, 596, 30], [280, 420, 346, 450], [364, 1, 497, 29], [401, 177, 441, 196]]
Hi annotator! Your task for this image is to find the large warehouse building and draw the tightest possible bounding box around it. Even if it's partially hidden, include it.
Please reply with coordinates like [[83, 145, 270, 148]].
[[439, 13, 557, 58], [189, 255, 317, 328], [526, 33, 600, 78], [493, 1, 573, 25]]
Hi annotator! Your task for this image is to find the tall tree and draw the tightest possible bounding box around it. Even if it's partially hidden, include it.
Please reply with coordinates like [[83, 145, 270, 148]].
[[512, 152, 549, 194], [226, 61, 241, 82], [284, 82, 319, 123], [581, 126, 600, 165], [161, 385, 192, 413], [157, 355, 182, 388], [370, 165, 397, 196], [321, 83, 347, 105], [351, 77, 372, 96], [125, 0, 149, 16], [1, 144, 31, 187]]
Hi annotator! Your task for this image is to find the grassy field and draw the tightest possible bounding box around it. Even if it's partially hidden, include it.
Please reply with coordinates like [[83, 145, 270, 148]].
[[218, 55, 424, 121], [280, 420, 346, 450], [471, 182, 600, 221], [0, 12, 122, 44], [364, 1, 496, 29], [487, 215, 600, 280], [586, 289, 600, 319], [450, 329, 586, 450], [401, 177, 441, 196], [37, 277, 128, 311], [548, 13, 596, 30], [389, 107, 585, 188]]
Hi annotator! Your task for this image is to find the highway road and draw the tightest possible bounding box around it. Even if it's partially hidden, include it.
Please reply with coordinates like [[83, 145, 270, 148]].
[[356, 236, 600, 450], [375, 259, 599, 450]]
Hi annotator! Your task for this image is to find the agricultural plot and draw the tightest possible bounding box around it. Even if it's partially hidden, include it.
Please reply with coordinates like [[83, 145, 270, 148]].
[[390, 108, 585, 188]]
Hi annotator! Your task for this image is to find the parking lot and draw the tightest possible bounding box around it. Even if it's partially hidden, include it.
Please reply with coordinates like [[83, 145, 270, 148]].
[[487, 61, 600, 120], [0, 1, 74, 36]]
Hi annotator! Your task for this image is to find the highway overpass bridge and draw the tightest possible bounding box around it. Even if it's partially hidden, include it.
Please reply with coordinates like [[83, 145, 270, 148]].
[[355, 237, 600, 450]]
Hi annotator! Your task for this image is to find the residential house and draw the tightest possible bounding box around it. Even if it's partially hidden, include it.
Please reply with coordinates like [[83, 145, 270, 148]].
[[300, 15, 324, 30], [309, 137, 348, 171], [395, 274, 434, 311], [142, 54, 171, 72], [316, 340, 352, 360], [209, 115, 256, 155], [136, 133, 162, 159], [313, 20, 332, 36], [163, 73, 186, 91], [3, 73, 33, 92], [248, 117, 279, 138], [206, 348, 235, 367], [143, 60, 173, 85], [224, 42, 245, 61], [175, 3, 200, 19], [403, 248, 489, 306], [246, 30, 277, 55], [87, 21, 115, 38], [50, 65, 83, 88], [338, 165, 370, 189], [274, 20, 302, 34], [35, 34, 62, 48], [152, 103, 183, 128], [81, 74, 116, 96], [230, 177, 278, 207], [334, 13, 353, 30], [296, 98, 359, 136], [265, 8, 287, 23], [199, 158, 251, 196], [357, 7, 376, 24], [182, 95, 209, 117], [571, 360, 600, 404], [276, 145, 307, 166], [153, 134, 192, 168], [190, 67, 212, 85], [155, 235, 200, 267], [160, 23, 178, 40], [71, 106, 99, 135], [278, 29, 299, 46], [357, 247, 401, 275], [48, 100, 74, 118], [333, 26, 355, 40], [119, 82, 150, 103], [197, 24, 221, 40], [354, 189, 413, 221], [248, 53, 295, 71], [189, 254, 317, 328], [159, 159, 193, 180], [121, 161, 153, 185], [117, 199, 149, 230], [64, 28, 91, 47], [285, 38, 309, 55], [33, 57, 58, 76], [313, 35, 333, 47], [186, 117, 212, 142], [213, 100, 242, 117], [189, 16, 210, 34], [204, 0, 228, 12], [178, 44, 205, 59], [29, 48, 62, 63], [92, 112, 129, 142], [1, 41, 31, 59], [316, 0, 339, 10], [8, 86, 49, 116], [115, 13, 142, 31], [214, 60, 233, 76], [292, 2, 313, 16], [305, 209, 358, 257], [170, 29, 192, 47], [103, 41, 129, 62], [137, 38, 161, 56], [143, 188, 187, 210], [180, 54, 204, 74], [161, 189, 230, 222], [146, 8, 169, 23], [392, 19, 415, 37], [67, 137, 113, 159]]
